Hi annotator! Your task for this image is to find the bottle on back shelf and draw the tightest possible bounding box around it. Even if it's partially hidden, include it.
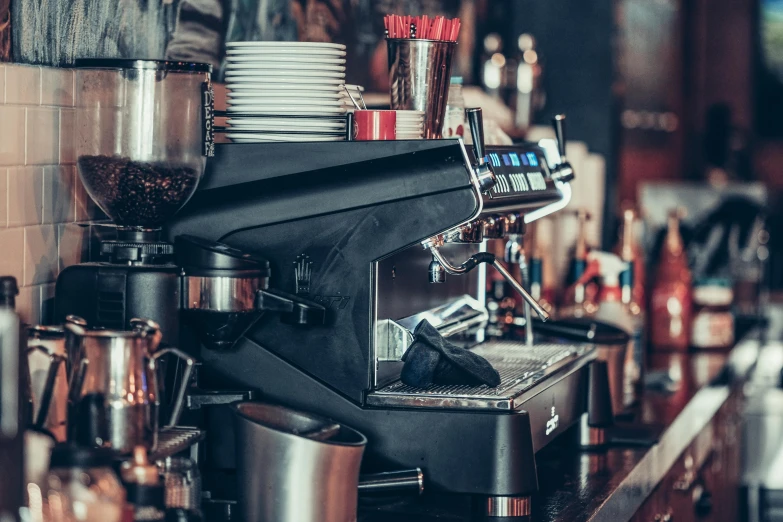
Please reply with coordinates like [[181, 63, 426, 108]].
[[579, 251, 644, 406], [560, 209, 597, 318], [0, 277, 24, 522], [615, 207, 646, 311], [650, 210, 693, 352]]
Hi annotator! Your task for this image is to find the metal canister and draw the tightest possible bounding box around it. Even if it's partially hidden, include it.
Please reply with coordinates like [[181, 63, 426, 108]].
[[387, 38, 456, 139]]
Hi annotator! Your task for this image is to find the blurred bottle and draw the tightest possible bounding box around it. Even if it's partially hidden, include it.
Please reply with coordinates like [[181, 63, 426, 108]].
[[0, 277, 24, 522], [614, 207, 646, 310], [443, 77, 467, 139], [527, 223, 555, 317], [650, 210, 693, 351], [560, 209, 598, 317], [481, 33, 504, 99], [614, 209, 646, 404], [512, 34, 544, 131]]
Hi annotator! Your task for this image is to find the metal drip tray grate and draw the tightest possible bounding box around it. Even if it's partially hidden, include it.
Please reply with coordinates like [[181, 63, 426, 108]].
[[367, 342, 594, 411]]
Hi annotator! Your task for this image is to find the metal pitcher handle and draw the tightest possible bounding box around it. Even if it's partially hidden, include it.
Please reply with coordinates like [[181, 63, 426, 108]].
[[150, 348, 195, 429], [25, 345, 65, 431]]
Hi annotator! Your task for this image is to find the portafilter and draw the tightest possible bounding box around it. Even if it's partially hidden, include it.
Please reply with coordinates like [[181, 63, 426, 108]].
[[176, 235, 326, 350]]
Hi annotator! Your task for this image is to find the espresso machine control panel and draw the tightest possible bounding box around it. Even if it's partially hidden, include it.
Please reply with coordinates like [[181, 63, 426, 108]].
[[484, 147, 550, 200]]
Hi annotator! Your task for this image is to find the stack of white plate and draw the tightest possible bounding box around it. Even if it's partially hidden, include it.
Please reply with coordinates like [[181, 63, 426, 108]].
[[224, 42, 348, 143], [395, 110, 425, 140]]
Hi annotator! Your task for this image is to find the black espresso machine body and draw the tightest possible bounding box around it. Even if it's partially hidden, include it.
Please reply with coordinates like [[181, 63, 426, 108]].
[[54, 132, 592, 499], [162, 137, 593, 499]]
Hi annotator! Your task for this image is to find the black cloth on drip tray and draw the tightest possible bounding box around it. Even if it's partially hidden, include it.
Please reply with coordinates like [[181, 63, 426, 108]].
[[400, 320, 501, 388]]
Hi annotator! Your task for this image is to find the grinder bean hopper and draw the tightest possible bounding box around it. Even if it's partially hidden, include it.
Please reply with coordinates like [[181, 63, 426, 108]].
[[57, 59, 325, 349]]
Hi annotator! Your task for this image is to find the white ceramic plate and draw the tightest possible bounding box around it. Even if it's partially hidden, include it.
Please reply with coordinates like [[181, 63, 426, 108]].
[[228, 133, 345, 143], [226, 70, 345, 80], [228, 97, 344, 106], [227, 118, 346, 129], [225, 63, 346, 72], [226, 41, 346, 50], [226, 49, 347, 58], [228, 83, 344, 92], [226, 56, 346, 65], [226, 106, 347, 115], [228, 91, 342, 103]]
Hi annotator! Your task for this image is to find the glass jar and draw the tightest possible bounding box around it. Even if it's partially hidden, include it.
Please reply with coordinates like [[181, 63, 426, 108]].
[[691, 279, 734, 350], [73, 59, 213, 230], [443, 76, 466, 139], [44, 444, 125, 522]]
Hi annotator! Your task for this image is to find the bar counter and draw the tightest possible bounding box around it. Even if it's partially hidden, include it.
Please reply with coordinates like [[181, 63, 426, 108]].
[[358, 339, 757, 522]]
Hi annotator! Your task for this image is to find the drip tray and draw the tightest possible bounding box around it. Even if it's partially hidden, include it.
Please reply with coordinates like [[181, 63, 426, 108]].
[[367, 342, 595, 411]]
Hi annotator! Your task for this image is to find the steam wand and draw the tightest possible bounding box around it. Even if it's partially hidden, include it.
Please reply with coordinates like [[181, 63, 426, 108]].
[[428, 247, 550, 321]]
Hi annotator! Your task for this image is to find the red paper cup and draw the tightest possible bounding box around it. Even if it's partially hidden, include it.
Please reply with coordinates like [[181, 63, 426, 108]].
[[353, 110, 397, 141]]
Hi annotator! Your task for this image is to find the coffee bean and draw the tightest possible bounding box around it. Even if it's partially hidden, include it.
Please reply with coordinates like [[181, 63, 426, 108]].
[[78, 155, 198, 227]]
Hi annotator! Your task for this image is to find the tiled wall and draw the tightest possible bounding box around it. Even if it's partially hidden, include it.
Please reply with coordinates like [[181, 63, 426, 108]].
[[0, 64, 94, 325]]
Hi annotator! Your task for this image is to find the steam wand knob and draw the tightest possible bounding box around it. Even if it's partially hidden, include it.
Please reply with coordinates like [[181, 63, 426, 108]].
[[466, 108, 496, 192], [550, 114, 575, 183]]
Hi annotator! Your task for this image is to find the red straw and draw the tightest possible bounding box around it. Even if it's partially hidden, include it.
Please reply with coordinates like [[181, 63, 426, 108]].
[[384, 13, 460, 41]]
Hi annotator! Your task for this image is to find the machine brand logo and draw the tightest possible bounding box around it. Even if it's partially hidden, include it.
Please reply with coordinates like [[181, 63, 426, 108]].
[[294, 255, 312, 295], [294, 253, 350, 310], [545, 406, 559, 436], [313, 296, 351, 309]]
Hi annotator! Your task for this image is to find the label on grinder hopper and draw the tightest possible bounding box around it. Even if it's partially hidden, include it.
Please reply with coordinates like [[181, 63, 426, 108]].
[[202, 81, 215, 157]]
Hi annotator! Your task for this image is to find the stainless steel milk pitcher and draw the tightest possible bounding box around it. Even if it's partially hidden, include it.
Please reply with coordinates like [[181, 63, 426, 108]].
[[66, 318, 195, 454]]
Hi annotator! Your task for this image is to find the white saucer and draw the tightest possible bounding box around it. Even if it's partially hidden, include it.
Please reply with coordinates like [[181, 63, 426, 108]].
[[226, 56, 346, 65], [225, 63, 346, 72], [226, 41, 346, 50], [226, 49, 347, 58], [228, 118, 346, 129], [226, 106, 347, 115], [226, 70, 345, 80], [228, 133, 346, 143], [228, 91, 344, 99], [228, 82, 344, 91], [228, 99, 344, 108]]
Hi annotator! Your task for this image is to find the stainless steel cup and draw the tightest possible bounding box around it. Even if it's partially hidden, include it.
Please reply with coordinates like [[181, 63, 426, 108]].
[[233, 402, 367, 522], [387, 39, 456, 139]]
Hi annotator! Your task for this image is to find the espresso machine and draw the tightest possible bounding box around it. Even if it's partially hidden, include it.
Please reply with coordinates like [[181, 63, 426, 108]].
[[53, 61, 596, 513], [159, 110, 593, 515]]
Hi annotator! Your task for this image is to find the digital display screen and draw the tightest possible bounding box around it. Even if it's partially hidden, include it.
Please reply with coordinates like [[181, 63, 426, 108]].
[[484, 146, 549, 198]]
